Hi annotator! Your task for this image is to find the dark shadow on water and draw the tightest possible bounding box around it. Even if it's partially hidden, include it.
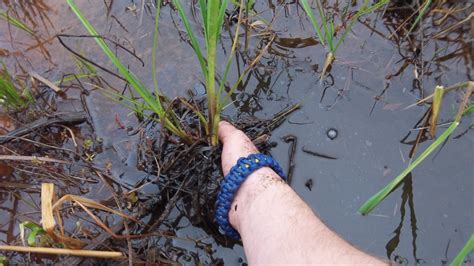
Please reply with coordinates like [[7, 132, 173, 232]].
[[386, 173, 423, 265]]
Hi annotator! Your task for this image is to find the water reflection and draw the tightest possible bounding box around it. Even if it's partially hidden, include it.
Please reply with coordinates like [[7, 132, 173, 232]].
[[385, 173, 421, 265]]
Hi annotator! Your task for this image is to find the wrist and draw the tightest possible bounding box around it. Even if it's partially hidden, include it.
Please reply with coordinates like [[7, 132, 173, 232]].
[[215, 154, 286, 238], [228, 167, 285, 232]]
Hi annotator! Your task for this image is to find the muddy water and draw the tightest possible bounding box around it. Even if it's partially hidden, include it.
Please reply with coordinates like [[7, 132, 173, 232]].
[[1, 1, 472, 264]]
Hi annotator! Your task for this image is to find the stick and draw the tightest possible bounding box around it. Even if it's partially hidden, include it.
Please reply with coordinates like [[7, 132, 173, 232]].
[[62, 220, 126, 265], [0, 245, 124, 259], [0, 155, 69, 164], [30, 71, 62, 93], [0, 111, 86, 144]]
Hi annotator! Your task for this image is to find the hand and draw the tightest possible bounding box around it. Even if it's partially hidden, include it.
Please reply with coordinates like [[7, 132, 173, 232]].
[[218, 121, 281, 231], [218, 121, 259, 176]]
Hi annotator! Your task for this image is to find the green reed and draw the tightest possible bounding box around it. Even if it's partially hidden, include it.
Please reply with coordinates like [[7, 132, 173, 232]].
[[174, 0, 245, 145], [359, 83, 472, 215], [300, 0, 389, 78], [0, 64, 30, 110], [67, 0, 191, 143]]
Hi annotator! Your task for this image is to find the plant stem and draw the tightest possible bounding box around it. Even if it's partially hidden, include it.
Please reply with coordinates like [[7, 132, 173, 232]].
[[152, 0, 162, 97], [359, 85, 472, 215], [450, 235, 474, 266], [206, 1, 219, 145]]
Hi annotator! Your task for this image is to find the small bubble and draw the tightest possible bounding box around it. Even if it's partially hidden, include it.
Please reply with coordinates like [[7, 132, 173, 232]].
[[326, 128, 338, 140]]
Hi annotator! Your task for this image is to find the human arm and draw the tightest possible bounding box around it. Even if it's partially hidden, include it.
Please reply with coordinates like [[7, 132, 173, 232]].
[[218, 121, 387, 265]]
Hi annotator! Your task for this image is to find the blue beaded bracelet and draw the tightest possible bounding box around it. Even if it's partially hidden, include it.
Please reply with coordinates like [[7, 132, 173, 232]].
[[215, 153, 286, 239]]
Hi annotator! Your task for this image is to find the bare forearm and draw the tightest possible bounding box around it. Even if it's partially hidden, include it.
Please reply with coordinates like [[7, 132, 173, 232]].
[[229, 168, 386, 265], [217, 122, 385, 264]]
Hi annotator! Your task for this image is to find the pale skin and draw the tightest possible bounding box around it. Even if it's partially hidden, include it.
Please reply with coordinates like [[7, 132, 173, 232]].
[[218, 121, 387, 265]]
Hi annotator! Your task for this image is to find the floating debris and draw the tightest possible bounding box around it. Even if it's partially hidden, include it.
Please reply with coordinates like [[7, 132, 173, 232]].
[[305, 179, 313, 191]]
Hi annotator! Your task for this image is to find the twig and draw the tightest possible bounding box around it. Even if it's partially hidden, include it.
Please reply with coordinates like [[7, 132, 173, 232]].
[[147, 177, 188, 232], [0, 245, 124, 259], [283, 135, 297, 185], [0, 111, 86, 144], [94, 170, 134, 265], [56, 125, 78, 147], [302, 146, 338, 160], [0, 155, 69, 164], [62, 219, 126, 265], [30, 71, 62, 93]]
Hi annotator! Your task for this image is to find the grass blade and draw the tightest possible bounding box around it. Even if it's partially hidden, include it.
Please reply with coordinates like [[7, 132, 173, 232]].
[[152, 0, 162, 97], [316, 0, 333, 52], [204, 0, 224, 145], [218, 0, 244, 99], [174, 0, 229, 145], [300, 0, 325, 46], [199, 0, 208, 38], [358, 120, 459, 215], [215, 0, 229, 41], [173, 0, 208, 81], [462, 104, 474, 116], [67, 0, 189, 141], [450, 235, 474, 266], [405, 81, 472, 109], [408, 0, 432, 34], [333, 0, 389, 52], [359, 86, 472, 215], [0, 9, 35, 35], [356, 0, 389, 16]]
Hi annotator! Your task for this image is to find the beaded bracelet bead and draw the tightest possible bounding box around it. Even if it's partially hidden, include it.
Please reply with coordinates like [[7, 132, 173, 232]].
[[215, 153, 286, 239]]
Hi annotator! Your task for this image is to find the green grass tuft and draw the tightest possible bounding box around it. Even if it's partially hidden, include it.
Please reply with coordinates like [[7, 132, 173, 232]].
[[174, 0, 242, 145], [67, 0, 191, 143], [0, 64, 30, 110], [300, 0, 389, 78]]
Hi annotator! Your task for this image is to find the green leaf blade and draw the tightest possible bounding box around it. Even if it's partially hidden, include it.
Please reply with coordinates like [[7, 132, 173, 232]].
[[359, 121, 459, 215]]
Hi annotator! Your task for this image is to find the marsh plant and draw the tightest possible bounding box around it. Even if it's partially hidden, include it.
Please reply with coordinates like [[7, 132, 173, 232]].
[[359, 82, 473, 214], [68, 0, 251, 146], [173, 0, 230, 145], [67, 0, 192, 143], [300, 0, 389, 78], [0, 64, 32, 110], [173, 0, 260, 145]]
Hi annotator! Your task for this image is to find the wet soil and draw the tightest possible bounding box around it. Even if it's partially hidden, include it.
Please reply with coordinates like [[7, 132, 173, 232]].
[[0, 0, 473, 265]]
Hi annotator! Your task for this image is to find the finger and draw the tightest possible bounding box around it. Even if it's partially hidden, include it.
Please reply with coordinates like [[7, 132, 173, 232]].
[[218, 121, 238, 144], [218, 121, 259, 175]]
